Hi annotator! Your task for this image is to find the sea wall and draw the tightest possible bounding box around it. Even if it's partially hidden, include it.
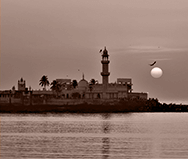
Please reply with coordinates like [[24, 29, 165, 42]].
[[0, 97, 122, 106]]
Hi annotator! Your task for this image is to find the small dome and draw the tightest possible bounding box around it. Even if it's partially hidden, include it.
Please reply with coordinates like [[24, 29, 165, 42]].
[[78, 79, 88, 87]]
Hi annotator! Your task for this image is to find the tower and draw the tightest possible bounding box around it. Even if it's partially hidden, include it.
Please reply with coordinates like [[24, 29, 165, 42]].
[[101, 47, 110, 91], [18, 78, 26, 91]]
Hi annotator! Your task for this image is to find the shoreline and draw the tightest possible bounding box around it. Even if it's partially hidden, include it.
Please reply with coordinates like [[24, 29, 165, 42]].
[[1, 101, 188, 113]]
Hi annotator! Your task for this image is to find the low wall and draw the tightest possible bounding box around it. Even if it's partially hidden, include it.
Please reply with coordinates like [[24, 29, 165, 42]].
[[0, 97, 121, 106], [0, 98, 21, 104], [46, 98, 120, 105]]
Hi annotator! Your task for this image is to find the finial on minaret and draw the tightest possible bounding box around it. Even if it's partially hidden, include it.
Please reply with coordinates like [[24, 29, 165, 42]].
[[99, 47, 108, 54], [102, 46, 109, 59], [82, 73, 84, 80]]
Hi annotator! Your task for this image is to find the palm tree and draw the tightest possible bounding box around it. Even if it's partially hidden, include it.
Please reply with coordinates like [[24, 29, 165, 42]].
[[72, 80, 78, 88], [89, 79, 98, 99], [50, 80, 61, 97], [90, 79, 98, 85], [39, 75, 50, 90], [90, 79, 96, 85]]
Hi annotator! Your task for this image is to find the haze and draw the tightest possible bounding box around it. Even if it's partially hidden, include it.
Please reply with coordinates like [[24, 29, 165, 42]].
[[1, 0, 188, 104]]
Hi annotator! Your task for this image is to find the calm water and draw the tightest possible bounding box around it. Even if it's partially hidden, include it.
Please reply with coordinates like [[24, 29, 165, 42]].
[[1, 113, 188, 159]]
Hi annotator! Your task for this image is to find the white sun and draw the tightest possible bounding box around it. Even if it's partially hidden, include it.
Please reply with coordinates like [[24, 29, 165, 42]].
[[151, 67, 163, 78]]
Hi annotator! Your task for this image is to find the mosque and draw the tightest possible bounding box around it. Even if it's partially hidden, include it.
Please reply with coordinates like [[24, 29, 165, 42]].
[[0, 47, 147, 103], [55, 47, 147, 100]]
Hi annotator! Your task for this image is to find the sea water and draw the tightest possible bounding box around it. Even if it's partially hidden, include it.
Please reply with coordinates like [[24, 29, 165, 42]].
[[1, 113, 188, 159]]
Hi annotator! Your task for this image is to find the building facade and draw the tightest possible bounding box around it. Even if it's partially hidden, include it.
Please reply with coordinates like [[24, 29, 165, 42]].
[[0, 47, 148, 103], [56, 47, 147, 100]]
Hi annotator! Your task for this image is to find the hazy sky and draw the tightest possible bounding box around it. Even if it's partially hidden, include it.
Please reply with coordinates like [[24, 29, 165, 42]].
[[1, 0, 188, 104]]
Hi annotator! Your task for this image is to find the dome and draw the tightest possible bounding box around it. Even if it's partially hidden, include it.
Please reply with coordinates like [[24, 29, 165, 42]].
[[78, 79, 88, 87]]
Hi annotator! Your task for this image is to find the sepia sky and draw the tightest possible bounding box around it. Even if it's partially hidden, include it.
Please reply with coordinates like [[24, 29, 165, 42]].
[[1, 0, 188, 104]]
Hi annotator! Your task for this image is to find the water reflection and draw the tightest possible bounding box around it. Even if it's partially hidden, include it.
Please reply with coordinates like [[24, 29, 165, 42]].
[[1, 113, 188, 158], [101, 114, 111, 159], [102, 137, 110, 159]]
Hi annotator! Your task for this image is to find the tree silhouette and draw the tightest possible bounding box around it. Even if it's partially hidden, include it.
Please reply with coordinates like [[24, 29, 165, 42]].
[[39, 75, 49, 90], [90, 78, 98, 85], [90, 79, 96, 85], [72, 80, 78, 88], [50, 80, 62, 97], [88, 79, 98, 99]]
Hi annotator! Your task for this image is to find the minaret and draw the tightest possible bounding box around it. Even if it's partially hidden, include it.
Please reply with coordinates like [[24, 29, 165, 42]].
[[101, 47, 110, 92]]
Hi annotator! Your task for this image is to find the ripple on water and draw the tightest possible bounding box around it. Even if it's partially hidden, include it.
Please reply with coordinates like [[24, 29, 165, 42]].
[[1, 113, 188, 159]]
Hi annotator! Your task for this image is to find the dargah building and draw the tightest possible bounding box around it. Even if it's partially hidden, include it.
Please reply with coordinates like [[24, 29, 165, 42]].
[[57, 47, 147, 100], [0, 47, 147, 102]]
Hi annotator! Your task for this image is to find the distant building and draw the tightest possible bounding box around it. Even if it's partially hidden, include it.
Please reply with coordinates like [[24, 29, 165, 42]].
[[55, 47, 147, 100], [18, 78, 26, 91], [0, 47, 147, 103]]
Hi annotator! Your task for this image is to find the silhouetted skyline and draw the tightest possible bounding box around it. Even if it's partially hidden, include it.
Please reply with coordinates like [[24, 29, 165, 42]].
[[1, 0, 188, 104]]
